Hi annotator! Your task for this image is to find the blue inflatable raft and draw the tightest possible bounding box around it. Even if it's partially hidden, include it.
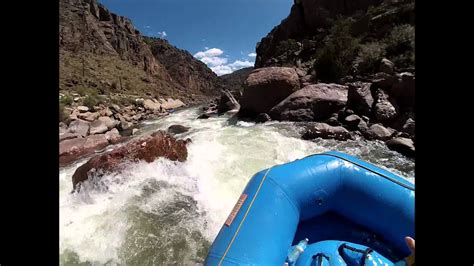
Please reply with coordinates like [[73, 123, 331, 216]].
[[205, 151, 414, 265]]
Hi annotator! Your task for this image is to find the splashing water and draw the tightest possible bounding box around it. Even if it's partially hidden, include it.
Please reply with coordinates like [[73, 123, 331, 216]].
[[59, 107, 414, 265]]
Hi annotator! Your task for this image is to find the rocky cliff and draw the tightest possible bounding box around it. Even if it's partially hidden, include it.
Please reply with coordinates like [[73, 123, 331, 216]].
[[145, 37, 223, 101], [255, 0, 414, 81], [59, 0, 221, 103], [231, 0, 415, 157]]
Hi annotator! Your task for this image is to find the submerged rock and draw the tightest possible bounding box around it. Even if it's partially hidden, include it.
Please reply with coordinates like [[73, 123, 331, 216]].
[[197, 113, 210, 119], [168, 124, 190, 134], [255, 113, 271, 123]]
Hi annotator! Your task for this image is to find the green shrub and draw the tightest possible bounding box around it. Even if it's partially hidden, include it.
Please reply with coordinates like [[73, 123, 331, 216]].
[[313, 18, 360, 82], [60, 95, 73, 106], [275, 39, 301, 56], [109, 95, 135, 107], [313, 45, 346, 82], [76, 86, 98, 97], [384, 24, 414, 67], [83, 94, 104, 109], [353, 42, 386, 74]]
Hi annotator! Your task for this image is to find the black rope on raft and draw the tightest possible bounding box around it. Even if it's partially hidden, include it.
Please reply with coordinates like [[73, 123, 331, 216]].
[[338, 243, 373, 266]]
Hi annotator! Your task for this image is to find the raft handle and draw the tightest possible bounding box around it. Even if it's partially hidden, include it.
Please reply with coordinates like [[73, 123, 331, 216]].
[[338, 243, 373, 266], [311, 253, 330, 266]]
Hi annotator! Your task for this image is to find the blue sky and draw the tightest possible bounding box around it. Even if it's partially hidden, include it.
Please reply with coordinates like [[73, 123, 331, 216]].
[[99, 0, 293, 75]]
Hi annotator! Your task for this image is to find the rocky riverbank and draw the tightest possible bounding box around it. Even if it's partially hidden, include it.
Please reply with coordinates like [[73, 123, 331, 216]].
[[205, 64, 415, 158], [59, 94, 188, 166]]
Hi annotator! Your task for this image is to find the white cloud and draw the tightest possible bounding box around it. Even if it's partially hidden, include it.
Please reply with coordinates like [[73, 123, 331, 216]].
[[157, 31, 167, 38], [194, 48, 254, 76], [211, 65, 233, 76], [200, 56, 228, 67], [144, 25, 151, 29], [194, 48, 224, 58], [229, 60, 254, 69], [204, 46, 209, 50], [248, 52, 257, 57]]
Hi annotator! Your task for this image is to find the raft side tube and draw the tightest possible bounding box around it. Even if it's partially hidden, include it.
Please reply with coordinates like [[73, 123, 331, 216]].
[[205, 151, 414, 265]]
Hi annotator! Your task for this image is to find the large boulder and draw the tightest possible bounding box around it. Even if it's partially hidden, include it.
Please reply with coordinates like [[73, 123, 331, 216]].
[[67, 119, 90, 137], [374, 89, 399, 122], [143, 99, 162, 111], [78, 112, 100, 122], [365, 124, 394, 141], [386, 137, 415, 158], [98, 116, 119, 130], [59, 134, 109, 166], [239, 67, 300, 117], [71, 131, 190, 190], [347, 82, 374, 116], [344, 114, 362, 129], [269, 83, 348, 121], [161, 98, 185, 110], [89, 119, 109, 135], [301, 122, 352, 141]]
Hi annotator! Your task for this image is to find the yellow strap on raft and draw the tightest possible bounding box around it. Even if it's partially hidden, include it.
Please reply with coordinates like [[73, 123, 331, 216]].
[[217, 167, 273, 266]]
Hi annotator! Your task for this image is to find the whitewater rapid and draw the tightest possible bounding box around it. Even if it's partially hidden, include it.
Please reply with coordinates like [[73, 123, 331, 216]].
[[59, 107, 414, 265]]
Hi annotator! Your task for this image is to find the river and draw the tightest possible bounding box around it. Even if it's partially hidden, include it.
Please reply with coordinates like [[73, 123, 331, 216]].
[[59, 107, 414, 265]]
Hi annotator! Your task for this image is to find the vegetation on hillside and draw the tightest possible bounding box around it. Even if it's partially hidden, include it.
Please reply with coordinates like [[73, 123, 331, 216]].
[[256, 0, 414, 82]]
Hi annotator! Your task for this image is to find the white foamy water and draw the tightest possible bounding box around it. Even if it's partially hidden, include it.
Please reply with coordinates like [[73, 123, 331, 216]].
[[59, 107, 414, 265]]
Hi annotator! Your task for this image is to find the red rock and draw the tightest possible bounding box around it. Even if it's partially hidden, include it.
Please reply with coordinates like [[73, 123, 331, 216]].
[[71, 131, 190, 189], [59, 134, 109, 166]]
